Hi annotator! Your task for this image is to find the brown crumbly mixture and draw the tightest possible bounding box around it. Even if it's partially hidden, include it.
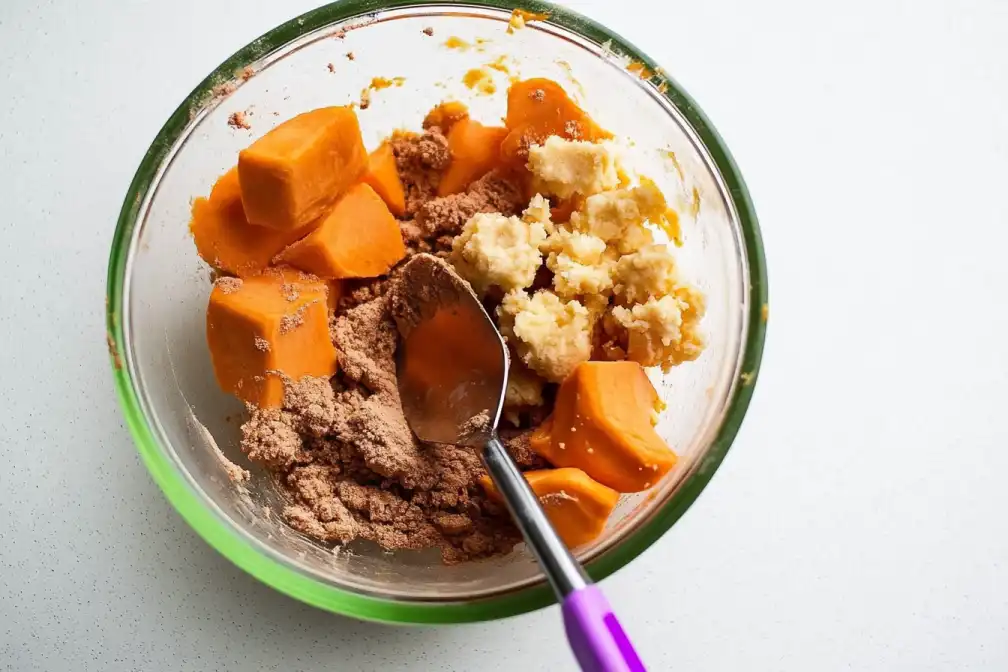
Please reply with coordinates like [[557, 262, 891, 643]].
[[399, 170, 525, 257], [279, 302, 314, 334], [389, 127, 451, 216], [337, 276, 392, 312], [215, 276, 243, 294], [416, 170, 525, 237], [327, 62, 336, 73], [422, 26, 434, 36], [241, 278, 525, 562], [498, 427, 548, 468], [422, 105, 469, 133], [346, 51, 355, 61], [228, 111, 251, 130], [458, 410, 491, 442], [279, 282, 299, 302]]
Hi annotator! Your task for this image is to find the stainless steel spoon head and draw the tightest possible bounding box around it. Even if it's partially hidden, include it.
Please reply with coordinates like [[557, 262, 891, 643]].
[[391, 255, 592, 603], [391, 254, 508, 446]]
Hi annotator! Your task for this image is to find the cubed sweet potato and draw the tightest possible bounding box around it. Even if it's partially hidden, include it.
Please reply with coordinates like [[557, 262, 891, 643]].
[[189, 167, 316, 276], [481, 467, 619, 547], [501, 78, 611, 164], [437, 118, 509, 197], [274, 183, 406, 279], [205, 269, 337, 408], [361, 143, 406, 217], [529, 361, 676, 492], [237, 106, 367, 230]]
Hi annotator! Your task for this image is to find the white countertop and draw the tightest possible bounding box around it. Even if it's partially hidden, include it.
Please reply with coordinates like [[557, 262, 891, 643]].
[[2, 0, 1007, 669]]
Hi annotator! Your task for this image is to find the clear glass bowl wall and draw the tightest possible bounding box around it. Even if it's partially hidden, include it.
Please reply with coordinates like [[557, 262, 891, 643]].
[[107, 2, 765, 622]]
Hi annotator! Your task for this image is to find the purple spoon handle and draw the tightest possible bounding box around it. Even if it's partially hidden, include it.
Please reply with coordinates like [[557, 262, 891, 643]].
[[482, 437, 646, 671], [563, 585, 646, 672]]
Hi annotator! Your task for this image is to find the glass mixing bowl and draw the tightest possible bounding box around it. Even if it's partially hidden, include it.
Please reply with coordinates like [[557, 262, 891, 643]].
[[105, 0, 767, 624]]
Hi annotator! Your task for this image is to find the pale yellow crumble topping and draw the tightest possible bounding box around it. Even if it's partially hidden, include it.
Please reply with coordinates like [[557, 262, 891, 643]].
[[603, 287, 706, 370], [527, 136, 622, 199], [613, 243, 680, 304], [540, 226, 615, 299], [497, 289, 593, 382], [571, 179, 664, 252], [450, 211, 547, 294], [522, 193, 554, 231], [448, 132, 705, 381]]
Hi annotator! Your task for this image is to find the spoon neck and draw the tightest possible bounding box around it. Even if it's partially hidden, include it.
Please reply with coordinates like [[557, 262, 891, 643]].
[[482, 434, 589, 598]]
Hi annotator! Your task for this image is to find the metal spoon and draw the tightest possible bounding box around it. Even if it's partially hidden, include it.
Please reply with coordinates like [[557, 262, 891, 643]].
[[392, 255, 645, 672]]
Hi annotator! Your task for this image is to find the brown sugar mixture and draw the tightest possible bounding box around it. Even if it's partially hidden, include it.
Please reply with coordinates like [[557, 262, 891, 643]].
[[239, 133, 535, 563], [390, 128, 524, 258], [241, 276, 538, 562]]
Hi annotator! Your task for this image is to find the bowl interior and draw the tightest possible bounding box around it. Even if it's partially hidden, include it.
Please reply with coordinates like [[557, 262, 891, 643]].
[[116, 4, 754, 610]]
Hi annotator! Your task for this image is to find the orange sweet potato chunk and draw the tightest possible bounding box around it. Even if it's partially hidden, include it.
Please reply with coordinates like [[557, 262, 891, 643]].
[[437, 118, 509, 197], [206, 269, 337, 408], [238, 106, 367, 230], [501, 78, 611, 164], [361, 144, 406, 217], [422, 100, 470, 133], [189, 167, 316, 276], [481, 468, 619, 548], [274, 183, 406, 279], [529, 361, 677, 492]]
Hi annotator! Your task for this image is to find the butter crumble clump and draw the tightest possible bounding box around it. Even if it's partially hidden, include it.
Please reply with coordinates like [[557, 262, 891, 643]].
[[540, 226, 614, 299], [522, 193, 554, 231], [603, 287, 706, 370], [527, 136, 622, 199], [450, 129, 704, 377], [613, 243, 680, 304], [450, 211, 547, 293], [497, 289, 592, 382], [570, 177, 680, 253]]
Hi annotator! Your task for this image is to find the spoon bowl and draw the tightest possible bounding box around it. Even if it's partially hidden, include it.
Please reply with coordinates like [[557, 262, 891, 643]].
[[393, 254, 507, 446]]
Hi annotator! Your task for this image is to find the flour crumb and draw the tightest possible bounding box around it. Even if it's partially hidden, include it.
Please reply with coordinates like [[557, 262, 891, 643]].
[[280, 282, 300, 302], [228, 111, 251, 130], [216, 277, 243, 294], [279, 304, 309, 334], [564, 120, 582, 139]]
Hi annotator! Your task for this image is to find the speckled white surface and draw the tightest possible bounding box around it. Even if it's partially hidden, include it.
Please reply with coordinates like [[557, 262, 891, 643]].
[[2, 0, 1007, 669]]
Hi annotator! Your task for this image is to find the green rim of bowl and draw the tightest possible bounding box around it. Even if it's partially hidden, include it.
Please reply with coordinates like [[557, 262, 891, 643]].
[[105, 0, 768, 624]]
